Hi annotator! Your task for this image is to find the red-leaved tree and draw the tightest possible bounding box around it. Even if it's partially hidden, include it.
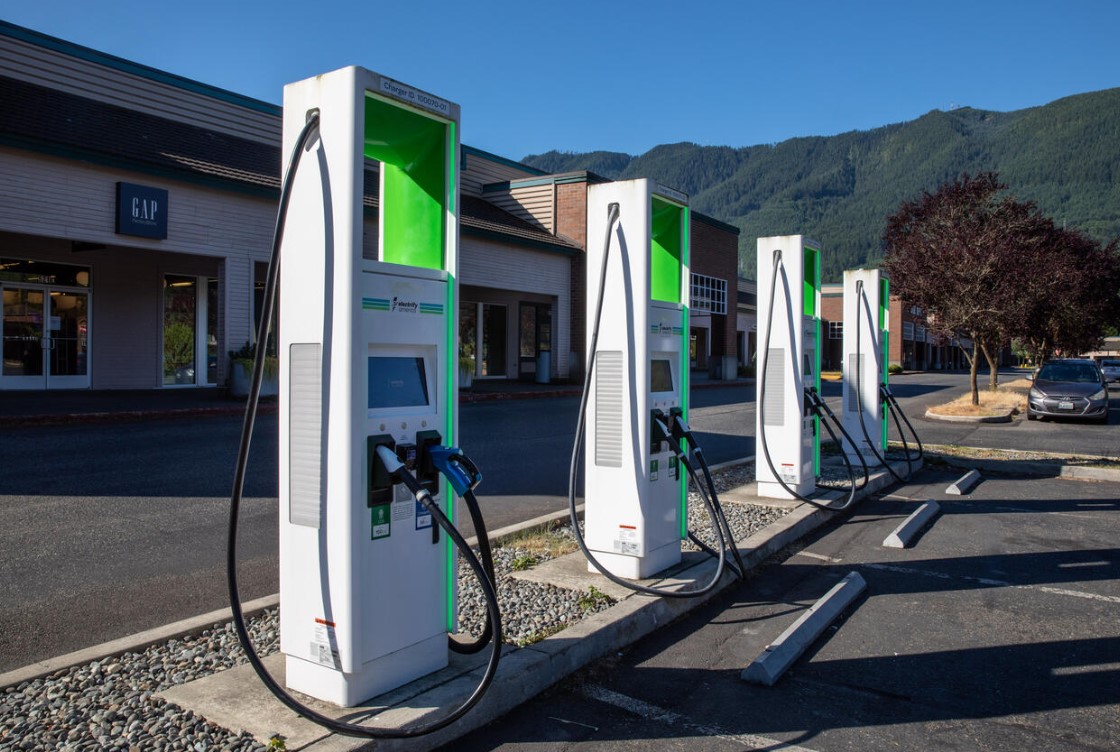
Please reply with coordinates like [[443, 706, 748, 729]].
[[882, 173, 1050, 405]]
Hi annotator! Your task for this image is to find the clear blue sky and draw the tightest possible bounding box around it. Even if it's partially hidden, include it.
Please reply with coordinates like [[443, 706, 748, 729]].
[[6, 1, 1118, 160]]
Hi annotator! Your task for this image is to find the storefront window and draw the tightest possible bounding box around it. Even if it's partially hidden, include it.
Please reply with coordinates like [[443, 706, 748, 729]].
[[0, 259, 90, 287], [164, 275, 197, 385]]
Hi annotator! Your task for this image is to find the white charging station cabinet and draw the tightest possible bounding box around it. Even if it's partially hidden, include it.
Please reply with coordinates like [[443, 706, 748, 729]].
[[277, 67, 461, 707], [584, 179, 690, 579], [755, 235, 821, 499], [842, 268, 889, 467]]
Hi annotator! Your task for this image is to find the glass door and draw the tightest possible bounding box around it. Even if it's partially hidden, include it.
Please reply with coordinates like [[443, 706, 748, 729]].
[[518, 303, 552, 381], [2, 286, 46, 389], [47, 289, 89, 389], [481, 303, 507, 378], [1, 285, 90, 389]]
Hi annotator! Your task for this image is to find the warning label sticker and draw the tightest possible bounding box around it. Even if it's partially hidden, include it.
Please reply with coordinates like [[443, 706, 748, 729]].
[[310, 618, 340, 668], [392, 484, 413, 523], [614, 525, 641, 556], [780, 463, 798, 484]]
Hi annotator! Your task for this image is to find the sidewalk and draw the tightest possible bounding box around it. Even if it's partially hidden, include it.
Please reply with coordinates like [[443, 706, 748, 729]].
[[0, 373, 749, 425]]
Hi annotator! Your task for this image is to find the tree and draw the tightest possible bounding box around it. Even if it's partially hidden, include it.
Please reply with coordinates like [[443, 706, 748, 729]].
[[1011, 226, 1120, 361], [882, 173, 1050, 405]]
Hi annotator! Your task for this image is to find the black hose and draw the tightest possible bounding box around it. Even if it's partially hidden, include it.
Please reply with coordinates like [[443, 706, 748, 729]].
[[448, 488, 497, 654], [883, 384, 924, 463], [672, 426, 747, 579], [851, 280, 911, 483], [567, 204, 730, 598], [806, 388, 869, 491], [756, 249, 862, 511], [227, 112, 502, 738]]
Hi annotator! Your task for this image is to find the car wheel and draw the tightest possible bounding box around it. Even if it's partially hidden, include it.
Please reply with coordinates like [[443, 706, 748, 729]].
[[1027, 412, 1037, 421]]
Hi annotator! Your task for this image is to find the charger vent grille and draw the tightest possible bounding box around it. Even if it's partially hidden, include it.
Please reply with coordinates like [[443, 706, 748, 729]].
[[289, 343, 323, 528], [763, 348, 785, 426], [594, 350, 624, 467]]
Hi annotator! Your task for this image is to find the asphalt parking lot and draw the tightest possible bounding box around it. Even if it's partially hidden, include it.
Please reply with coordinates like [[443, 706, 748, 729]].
[[450, 466, 1120, 751]]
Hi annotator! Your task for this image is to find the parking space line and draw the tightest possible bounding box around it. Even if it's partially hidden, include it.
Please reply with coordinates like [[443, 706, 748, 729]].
[[860, 562, 1120, 604], [581, 684, 821, 752], [796, 550, 843, 563]]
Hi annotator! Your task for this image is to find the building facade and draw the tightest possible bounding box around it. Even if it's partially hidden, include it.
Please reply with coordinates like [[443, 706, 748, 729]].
[[0, 21, 738, 392], [820, 282, 972, 372]]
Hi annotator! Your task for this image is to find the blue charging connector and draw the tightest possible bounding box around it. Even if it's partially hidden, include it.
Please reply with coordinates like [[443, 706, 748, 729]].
[[428, 446, 482, 497]]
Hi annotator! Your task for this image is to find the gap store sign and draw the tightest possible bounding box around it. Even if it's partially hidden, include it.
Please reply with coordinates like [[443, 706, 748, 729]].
[[116, 182, 168, 239]]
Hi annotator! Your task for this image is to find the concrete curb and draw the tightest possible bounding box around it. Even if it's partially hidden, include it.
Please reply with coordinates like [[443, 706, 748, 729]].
[[7, 455, 906, 750], [311, 461, 911, 750], [924, 409, 1013, 424], [740, 570, 867, 686], [160, 459, 911, 751], [1059, 465, 1120, 482], [0, 504, 587, 691], [0, 404, 274, 428], [922, 445, 1120, 481], [882, 501, 941, 548], [0, 594, 280, 690], [946, 469, 982, 495]]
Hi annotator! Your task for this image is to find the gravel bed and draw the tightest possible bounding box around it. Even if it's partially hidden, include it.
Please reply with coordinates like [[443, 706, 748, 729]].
[[1, 614, 277, 751], [0, 462, 783, 750]]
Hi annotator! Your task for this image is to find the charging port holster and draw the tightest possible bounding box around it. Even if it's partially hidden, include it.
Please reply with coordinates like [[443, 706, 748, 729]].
[[367, 434, 396, 507]]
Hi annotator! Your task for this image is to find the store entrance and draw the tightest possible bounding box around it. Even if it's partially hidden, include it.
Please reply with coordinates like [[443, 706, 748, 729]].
[[2, 283, 90, 390]]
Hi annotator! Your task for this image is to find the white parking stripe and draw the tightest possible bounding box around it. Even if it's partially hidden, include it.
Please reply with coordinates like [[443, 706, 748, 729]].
[[860, 562, 1120, 604], [581, 684, 821, 752]]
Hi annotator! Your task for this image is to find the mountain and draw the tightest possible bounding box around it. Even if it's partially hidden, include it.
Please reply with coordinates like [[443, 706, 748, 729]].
[[522, 88, 1120, 281]]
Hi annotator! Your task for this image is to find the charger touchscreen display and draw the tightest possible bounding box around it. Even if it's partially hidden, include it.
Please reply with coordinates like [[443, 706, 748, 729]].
[[651, 359, 673, 392], [368, 356, 429, 409]]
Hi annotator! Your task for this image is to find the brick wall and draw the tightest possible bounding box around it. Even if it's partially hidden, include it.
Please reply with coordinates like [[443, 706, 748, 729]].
[[820, 290, 843, 371], [556, 181, 589, 378], [690, 214, 739, 361]]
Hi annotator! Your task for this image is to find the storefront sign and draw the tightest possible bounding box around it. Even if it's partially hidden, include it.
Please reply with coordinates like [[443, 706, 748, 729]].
[[116, 182, 168, 239]]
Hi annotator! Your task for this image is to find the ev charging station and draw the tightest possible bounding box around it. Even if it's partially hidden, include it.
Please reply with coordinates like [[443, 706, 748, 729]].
[[277, 66, 462, 707], [755, 235, 822, 499], [842, 268, 889, 467], [583, 179, 690, 580]]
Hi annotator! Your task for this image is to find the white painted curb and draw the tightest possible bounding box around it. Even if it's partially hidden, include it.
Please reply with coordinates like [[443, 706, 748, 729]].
[[946, 469, 982, 495], [741, 570, 867, 686], [883, 501, 941, 548]]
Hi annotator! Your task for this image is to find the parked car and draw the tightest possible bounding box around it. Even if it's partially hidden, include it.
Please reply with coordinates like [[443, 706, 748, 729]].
[[1100, 359, 1120, 385], [1028, 359, 1110, 424]]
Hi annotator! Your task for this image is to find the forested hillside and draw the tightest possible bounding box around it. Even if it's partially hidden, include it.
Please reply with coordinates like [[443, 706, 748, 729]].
[[523, 88, 1120, 281]]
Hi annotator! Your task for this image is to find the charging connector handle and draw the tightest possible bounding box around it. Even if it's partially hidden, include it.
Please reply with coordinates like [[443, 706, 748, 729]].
[[428, 446, 482, 497]]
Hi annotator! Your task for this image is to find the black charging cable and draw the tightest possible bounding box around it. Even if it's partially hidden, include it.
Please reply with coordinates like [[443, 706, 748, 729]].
[[227, 112, 502, 738], [566, 203, 732, 599], [668, 415, 747, 579], [882, 383, 924, 463], [448, 472, 498, 654], [756, 249, 866, 511]]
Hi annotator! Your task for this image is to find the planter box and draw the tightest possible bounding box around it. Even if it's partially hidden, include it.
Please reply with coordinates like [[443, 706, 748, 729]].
[[229, 361, 278, 398]]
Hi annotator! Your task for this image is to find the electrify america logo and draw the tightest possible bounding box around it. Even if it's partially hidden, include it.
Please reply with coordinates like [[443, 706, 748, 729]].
[[391, 297, 419, 313]]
